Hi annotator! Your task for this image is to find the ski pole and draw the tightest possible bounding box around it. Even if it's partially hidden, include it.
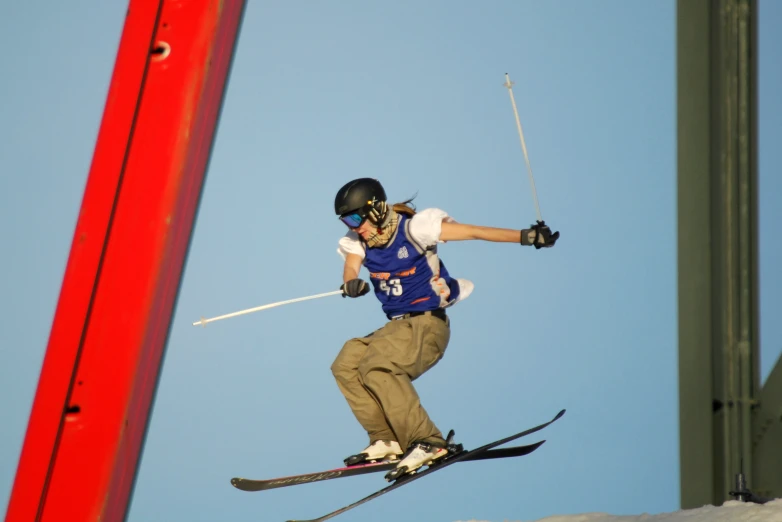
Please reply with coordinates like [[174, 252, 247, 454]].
[[192, 289, 343, 327], [503, 73, 543, 223]]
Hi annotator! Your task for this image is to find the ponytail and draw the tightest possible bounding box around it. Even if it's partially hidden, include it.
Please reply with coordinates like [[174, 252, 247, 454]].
[[392, 198, 417, 217]]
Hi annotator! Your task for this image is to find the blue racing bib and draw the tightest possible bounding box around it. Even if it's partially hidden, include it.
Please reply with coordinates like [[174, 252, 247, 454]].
[[362, 215, 460, 317]]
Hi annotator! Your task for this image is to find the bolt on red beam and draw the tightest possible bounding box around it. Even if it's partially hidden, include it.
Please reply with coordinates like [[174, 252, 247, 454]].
[[5, 1, 246, 521]]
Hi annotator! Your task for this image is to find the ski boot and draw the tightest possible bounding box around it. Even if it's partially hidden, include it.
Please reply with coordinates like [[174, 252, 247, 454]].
[[344, 440, 403, 467], [384, 430, 463, 481]]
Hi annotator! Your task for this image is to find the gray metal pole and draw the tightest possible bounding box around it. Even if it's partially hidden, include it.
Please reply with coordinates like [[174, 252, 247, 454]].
[[677, 0, 759, 508], [677, 0, 716, 507]]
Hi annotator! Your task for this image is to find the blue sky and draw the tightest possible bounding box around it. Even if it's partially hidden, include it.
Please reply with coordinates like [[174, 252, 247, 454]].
[[1, 2, 780, 522]]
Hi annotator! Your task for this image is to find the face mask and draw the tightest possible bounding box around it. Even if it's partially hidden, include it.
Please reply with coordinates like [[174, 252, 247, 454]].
[[364, 208, 398, 248]]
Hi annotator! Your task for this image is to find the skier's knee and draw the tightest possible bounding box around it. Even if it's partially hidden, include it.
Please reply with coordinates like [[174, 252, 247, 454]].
[[331, 355, 354, 383], [330, 358, 343, 378]]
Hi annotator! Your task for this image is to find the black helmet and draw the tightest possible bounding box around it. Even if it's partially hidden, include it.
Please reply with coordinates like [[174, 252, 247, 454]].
[[334, 178, 388, 226]]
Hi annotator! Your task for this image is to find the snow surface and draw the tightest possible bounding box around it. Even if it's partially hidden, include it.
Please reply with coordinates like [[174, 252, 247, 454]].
[[457, 499, 782, 522]]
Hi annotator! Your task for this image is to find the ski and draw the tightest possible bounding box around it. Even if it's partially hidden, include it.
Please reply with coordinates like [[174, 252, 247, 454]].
[[231, 440, 545, 492], [286, 408, 566, 522]]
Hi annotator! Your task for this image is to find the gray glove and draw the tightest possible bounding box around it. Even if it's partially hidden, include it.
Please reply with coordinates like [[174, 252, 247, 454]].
[[521, 221, 560, 249], [341, 278, 370, 298]]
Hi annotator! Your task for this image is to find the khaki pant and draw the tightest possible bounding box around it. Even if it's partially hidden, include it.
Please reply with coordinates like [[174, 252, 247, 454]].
[[331, 314, 451, 451]]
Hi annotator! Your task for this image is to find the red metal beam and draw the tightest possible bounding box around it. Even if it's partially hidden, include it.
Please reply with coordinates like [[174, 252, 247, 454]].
[[6, 1, 246, 520]]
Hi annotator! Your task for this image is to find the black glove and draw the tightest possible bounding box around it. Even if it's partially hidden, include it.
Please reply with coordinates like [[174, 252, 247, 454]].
[[521, 221, 560, 249], [341, 278, 370, 298]]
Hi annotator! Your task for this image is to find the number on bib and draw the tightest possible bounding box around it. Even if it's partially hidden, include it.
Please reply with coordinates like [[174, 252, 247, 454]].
[[379, 279, 403, 296]]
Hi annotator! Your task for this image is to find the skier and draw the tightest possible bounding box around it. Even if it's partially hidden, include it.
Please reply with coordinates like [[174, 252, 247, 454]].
[[331, 178, 559, 481]]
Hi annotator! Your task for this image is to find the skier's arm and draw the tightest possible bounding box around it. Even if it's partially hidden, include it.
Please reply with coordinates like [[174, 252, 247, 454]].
[[342, 253, 363, 283], [440, 222, 526, 243], [440, 221, 559, 248], [341, 253, 370, 298]]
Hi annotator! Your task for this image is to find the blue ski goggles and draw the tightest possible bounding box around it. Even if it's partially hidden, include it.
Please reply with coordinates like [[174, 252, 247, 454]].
[[339, 212, 366, 229]]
